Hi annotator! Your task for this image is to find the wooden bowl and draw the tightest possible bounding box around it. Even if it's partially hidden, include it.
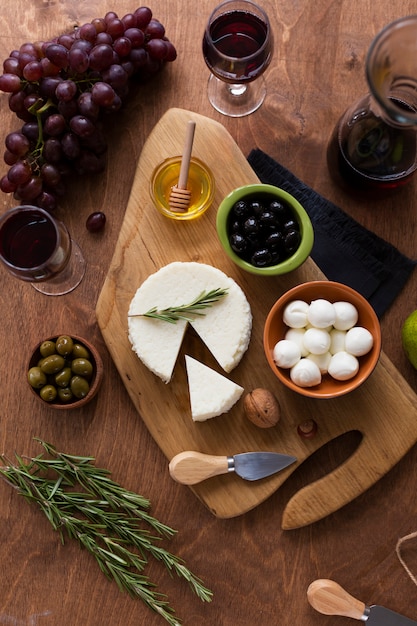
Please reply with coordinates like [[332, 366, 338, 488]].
[[27, 334, 103, 409], [263, 281, 382, 398]]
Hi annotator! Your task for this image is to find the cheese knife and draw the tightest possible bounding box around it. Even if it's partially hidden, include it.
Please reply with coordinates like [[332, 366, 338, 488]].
[[168, 450, 297, 485], [307, 579, 417, 625]]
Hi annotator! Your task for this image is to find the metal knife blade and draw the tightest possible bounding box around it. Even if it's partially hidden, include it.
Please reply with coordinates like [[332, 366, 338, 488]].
[[232, 451, 296, 480], [169, 450, 296, 485], [307, 579, 417, 625]]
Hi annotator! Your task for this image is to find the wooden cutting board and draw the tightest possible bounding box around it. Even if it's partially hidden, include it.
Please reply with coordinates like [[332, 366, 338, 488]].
[[96, 108, 417, 529]]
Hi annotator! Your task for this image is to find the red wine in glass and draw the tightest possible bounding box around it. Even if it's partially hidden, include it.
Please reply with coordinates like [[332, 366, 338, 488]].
[[202, 0, 273, 117], [0, 205, 85, 295]]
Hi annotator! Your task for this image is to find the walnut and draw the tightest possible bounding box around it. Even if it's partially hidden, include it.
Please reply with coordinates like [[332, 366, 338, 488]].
[[243, 388, 280, 428]]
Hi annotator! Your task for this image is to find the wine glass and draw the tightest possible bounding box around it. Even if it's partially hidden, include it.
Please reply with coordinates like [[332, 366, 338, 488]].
[[202, 0, 273, 117], [0, 205, 85, 296]]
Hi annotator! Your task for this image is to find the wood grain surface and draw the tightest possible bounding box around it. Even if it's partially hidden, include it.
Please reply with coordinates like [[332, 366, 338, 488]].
[[2, 1, 417, 625], [96, 107, 417, 528]]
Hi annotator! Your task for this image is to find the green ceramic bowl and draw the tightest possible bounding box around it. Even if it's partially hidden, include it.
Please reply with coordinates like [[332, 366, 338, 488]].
[[216, 184, 314, 276]]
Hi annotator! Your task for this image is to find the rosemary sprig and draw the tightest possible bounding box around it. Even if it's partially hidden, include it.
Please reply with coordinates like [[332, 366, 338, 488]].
[[128, 287, 228, 324], [0, 439, 213, 626]]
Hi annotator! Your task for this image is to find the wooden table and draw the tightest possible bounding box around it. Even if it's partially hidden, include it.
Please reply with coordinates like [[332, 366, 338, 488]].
[[1, 1, 417, 624]]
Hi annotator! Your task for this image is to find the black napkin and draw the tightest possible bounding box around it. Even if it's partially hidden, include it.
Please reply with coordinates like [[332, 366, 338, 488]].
[[247, 149, 417, 318]]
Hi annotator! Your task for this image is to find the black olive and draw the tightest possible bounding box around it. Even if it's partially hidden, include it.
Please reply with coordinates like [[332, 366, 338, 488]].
[[284, 229, 301, 252], [249, 201, 264, 216], [230, 233, 247, 253], [283, 218, 299, 231], [251, 248, 272, 267], [266, 231, 284, 247], [243, 216, 258, 235], [259, 211, 277, 228], [232, 200, 249, 218]]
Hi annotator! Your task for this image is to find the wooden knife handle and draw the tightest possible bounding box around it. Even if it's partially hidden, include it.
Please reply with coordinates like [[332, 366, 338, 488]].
[[169, 451, 229, 485], [307, 579, 366, 620]]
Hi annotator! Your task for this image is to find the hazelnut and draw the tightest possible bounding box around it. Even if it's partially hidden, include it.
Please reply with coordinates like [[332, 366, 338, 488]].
[[243, 388, 281, 428]]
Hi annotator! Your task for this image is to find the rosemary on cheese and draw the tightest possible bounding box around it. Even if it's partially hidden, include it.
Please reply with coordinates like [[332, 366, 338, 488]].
[[0, 439, 213, 626], [128, 287, 228, 324]]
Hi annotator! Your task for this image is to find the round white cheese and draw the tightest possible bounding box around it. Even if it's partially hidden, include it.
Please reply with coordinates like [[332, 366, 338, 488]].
[[128, 262, 252, 383]]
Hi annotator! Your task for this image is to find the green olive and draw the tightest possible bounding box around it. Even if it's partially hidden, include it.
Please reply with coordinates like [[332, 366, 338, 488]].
[[40, 354, 66, 375], [71, 358, 93, 378], [28, 366, 47, 389], [72, 343, 90, 359], [55, 367, 72, 388], [39, 340, 56, 358], [56, 335, 74, 356], [58, 387, 73, 403], [70, 376, 90, 399], [40, 384, 58, 402]]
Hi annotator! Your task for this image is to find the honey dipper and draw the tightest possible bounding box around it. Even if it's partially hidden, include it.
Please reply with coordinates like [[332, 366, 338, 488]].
[[169, 120, 196, 212]]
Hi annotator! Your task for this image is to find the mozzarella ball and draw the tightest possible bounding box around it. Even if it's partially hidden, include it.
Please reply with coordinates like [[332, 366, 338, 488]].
[[307, 351, 332, 374], [283, 300, 309, 328], [333, 301, 359, 331], [303, 327, 331, 355], [290, 358, 321, 387], [329, 329, 346, 355], [307, 299, 336, 328], [273, 339, 301, 368], [285, 328, 309, 357], [345, 326, 374, 356], [328, 351, 359, 381]]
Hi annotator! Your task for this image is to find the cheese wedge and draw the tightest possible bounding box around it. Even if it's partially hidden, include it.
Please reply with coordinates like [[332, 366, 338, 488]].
[[185, 355, 244, 421], [128, 262, 252, 383]]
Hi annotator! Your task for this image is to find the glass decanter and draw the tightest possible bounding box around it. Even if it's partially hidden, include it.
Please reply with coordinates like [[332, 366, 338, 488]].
[[327, 15, 417, 193]]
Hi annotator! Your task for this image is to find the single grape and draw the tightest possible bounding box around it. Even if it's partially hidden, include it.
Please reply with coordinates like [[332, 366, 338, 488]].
[[58, 34, 75, 50], [113, 37, 132, 57], [45, 43, 69, 69], [22, 121, 40, 142], [61, 132, 81, 159], [58, 98, 78, 119], [91, 81, 116, 107], [86, 211, 106, 232], [39, 76, 62, 99], [0, 73, 22, 93], [77, 92, 100, 119], [106, 18, 125, 39], [68, 47, 89, 73], [121, 13, 136, 29], [79, 22, 98, 43], [5, 132, 30, 156], [91, 17, 106, 33], [55, 79, 77, 102], [101, 64, 128, 90], [89, 43, 114, 71], [69, 115, 96, 137], [0, 174, 17, 193], [41, 163, 61, 186], [4, 149, 19, 165], [36, 190, 57, 211], [134, 7, 152, 29], [15, 175, 43, 201], [147, 38, 168, 60], [3, 57, 22, 75], [44, 113, 67, 136], [124, 27, 145, 48], [7, 160, 32, 185], [40, 57, 61, 77], [22, 60, 43, 81], [43, 138, 63, 163], [96, 32, 113, 45], [145, 19, 165, 39]]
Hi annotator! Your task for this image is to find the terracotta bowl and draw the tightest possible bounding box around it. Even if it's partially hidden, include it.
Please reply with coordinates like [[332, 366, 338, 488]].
[[216, 183, 314, 275], [27, 334, 103, 409], [263, 281, 382, 399]]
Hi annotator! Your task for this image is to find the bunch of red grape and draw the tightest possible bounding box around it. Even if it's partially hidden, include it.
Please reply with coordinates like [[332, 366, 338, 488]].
[[0, 7, 177, 211]]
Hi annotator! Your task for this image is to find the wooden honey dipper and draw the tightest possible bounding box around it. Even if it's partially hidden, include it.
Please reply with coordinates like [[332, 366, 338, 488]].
[[169, 120, 196, 212]]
